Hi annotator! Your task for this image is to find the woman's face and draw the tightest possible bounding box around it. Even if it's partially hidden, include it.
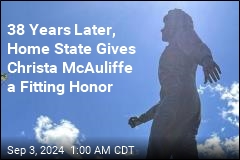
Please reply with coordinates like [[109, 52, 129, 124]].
[[161, 20, 176, 42]]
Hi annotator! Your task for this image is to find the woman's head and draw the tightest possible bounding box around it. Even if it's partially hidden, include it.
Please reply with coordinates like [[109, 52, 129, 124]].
[[161, 9, 193, 42]]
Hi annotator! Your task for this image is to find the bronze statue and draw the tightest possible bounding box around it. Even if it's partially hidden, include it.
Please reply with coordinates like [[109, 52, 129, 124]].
[[129, 9, 221, 159]]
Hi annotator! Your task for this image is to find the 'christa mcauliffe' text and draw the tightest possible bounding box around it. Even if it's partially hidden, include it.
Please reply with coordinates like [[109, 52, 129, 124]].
[[7, 60, 133, 95]]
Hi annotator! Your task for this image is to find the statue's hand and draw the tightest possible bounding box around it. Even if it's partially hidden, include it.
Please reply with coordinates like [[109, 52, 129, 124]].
[[128, 116, 142, 128], [202, 58, 221, 84]]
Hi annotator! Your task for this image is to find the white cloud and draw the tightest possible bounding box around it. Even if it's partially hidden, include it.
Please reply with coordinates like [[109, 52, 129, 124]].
[[198, 85, 206, 95], [198, 134, 226, 158], [197, 82, 239, 158], [224, 136, 239, 157], [34, 115, 82, 158], [198, 82, 239, 126], [198, 134, 239, 159], [201, 119, 209, 123], [21, 131, 25, 136]]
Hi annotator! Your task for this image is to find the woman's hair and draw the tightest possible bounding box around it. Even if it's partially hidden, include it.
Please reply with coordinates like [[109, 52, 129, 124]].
[[163, 9, 194, 31]]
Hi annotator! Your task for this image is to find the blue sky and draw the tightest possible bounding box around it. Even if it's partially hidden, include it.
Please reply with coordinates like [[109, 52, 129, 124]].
[[1, 1, 239, 158]]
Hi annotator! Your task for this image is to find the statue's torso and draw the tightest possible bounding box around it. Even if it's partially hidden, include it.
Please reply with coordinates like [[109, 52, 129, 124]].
[[156, 44, 201, 135], [158, 44, 198, 96]]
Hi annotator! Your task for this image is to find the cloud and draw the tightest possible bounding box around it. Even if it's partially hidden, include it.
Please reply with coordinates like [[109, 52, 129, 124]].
[[198, 134, 226, 158], [198, 134, 239, 159], [224, 136, 239, 157], [198, 82, 239, 127], [20, 131, 25, 136], [197, 82, 239, 158], [198, 85, 207, 95], [34, 115, 82, 158]]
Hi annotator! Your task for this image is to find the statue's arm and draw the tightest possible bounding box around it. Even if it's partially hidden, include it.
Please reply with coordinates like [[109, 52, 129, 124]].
[[176, 29, 221, 83], [176, 29, 213, 65], [128, 101, 160, 128], [139, 101, 160, 123]]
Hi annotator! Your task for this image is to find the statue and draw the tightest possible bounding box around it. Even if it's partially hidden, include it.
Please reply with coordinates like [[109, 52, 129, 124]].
[[128, 9, 221, 159]]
